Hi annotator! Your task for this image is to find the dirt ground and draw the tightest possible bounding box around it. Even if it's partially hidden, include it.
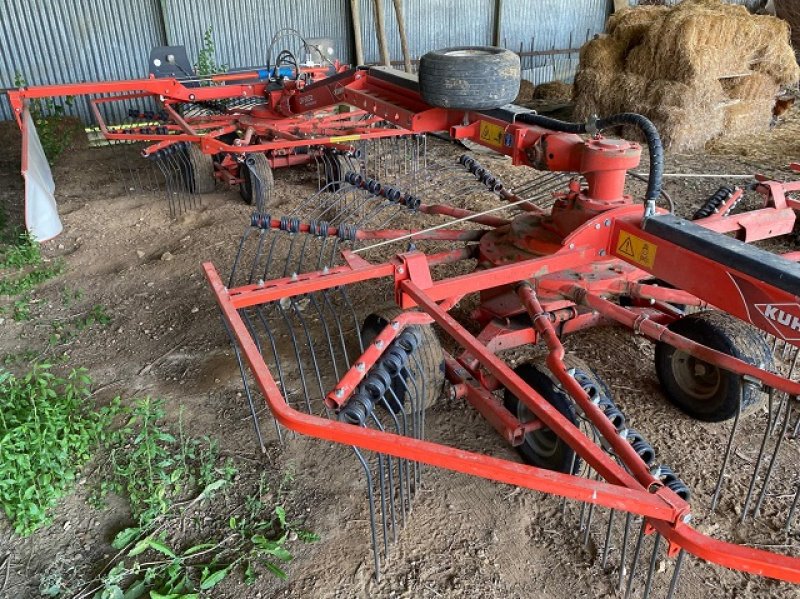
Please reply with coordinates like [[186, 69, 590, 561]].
[[2, 110, 800, 599]]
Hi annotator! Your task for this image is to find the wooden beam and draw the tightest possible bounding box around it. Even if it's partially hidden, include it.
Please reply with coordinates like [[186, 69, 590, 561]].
[[373, 0, 391, 67], [392, 0, 412, 72], [350, 0, 365, 65]]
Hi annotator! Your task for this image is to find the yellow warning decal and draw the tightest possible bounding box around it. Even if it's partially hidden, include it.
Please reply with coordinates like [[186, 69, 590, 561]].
[[616, 230, 658, 269], [329, 134, 362, 143], [479, 121, 505, 147]]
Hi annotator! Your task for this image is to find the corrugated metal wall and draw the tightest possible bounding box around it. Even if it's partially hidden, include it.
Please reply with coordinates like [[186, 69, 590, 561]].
[[0, 0, 166, 122], [160, 0, 353, 72], [3, 0, 770, 123], [358, 0, 611, 84], [359, 0, 497, 64]]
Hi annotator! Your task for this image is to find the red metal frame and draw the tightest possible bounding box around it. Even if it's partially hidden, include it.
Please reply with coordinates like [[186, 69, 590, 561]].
[[195, 65, 800, 583]]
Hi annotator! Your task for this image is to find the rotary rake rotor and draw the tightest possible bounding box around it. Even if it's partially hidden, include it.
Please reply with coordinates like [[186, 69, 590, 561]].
[[200, 46, 800, 596]]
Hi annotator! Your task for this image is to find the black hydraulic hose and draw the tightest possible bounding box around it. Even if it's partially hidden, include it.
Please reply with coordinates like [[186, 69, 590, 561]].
[[516, 112, 664, 215]]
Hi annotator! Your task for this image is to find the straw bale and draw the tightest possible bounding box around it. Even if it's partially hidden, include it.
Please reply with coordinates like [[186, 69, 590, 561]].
[[532, 81, 573, 102], [608, 6, 669, 47], [625, 0, 798, 85], [515, 79, 535, 103], [573, 0, 798, 151], [722, 101, 775, 137], [579, 36, 627, 71], [721, 72, 781, 101]]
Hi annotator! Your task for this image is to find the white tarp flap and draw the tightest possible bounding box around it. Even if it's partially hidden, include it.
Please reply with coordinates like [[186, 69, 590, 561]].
[[22, 109, 62, 241]]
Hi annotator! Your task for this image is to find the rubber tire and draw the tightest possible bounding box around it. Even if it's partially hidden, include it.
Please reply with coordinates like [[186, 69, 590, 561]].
[[186, 144, 215, 194], [654, 311, 773, 422], [418, 46, 521, 110], [503, 356, 604, 474], [239, 153, 275, 208], [360, 304, 445, 411], [322, 150, 352, 192]]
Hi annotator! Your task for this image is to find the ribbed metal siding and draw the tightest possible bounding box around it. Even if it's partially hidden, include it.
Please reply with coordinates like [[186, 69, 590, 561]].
[[161, 0, 353, 72], [359, 0, 497, 65], [500, 0, 609, 84], [359, 0, 609, 84], [0, 0, 166, 122]]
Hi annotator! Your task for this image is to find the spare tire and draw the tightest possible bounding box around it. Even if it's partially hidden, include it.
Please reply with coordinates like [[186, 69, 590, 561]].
[[418, 46, 520, 110]]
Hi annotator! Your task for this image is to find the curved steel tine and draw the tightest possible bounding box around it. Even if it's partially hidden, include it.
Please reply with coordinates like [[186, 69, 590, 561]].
[[711, 386, 744, 512], [370, 410, 398, 544], [582, 471, 600, 546], [642, 533, 662, 599], [221, 312, 268, 451], [352, 446, 381, 579], [379, 388, 409, 527], [602, 509, 616, 570], [741, 387, 774, 522], [618, 513, 633, 590], [153, 154, 174, 218], [275, 303, 315, 415], [246, 227, 271, 286], [623, 520, 647, 599], [254, 305, 290, 431], [665, 550, 686, 599], [786, 478, 800, 532], [288, 296, 328, 411], [754, 396, 794, 518]]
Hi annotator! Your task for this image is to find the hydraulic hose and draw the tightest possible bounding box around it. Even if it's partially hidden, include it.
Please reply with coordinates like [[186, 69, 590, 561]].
[[517, 112, 664, 216]]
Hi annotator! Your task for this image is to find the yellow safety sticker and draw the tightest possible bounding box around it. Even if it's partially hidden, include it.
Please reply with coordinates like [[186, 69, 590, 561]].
[[329, 134, 362, 143], [479, 121, 505, 147], [616, 230, 657, 269]]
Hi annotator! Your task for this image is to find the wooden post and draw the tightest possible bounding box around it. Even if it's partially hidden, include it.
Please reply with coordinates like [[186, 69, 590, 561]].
[[374, 0, 391, 67], [493, 0, 503, 47], [392, 0, 412, 72], [350, 0, 365, 65]]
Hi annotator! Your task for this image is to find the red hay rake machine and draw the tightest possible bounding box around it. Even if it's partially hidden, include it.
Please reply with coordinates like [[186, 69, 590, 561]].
[[12, 36, 800, 593], [8, 31, 410, 224], [198, 47, 800, 595]]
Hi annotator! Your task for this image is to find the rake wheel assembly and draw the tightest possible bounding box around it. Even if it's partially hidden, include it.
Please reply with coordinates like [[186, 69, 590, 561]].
[[202, 49, 800, 592], [239, 153, 275, 208], [360, 304, 445, 412], [655, 311, 774, 422], [186, 143, 215, 194]]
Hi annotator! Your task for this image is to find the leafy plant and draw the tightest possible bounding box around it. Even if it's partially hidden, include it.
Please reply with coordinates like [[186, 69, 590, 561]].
[[14, 72, 79, 163], [0, 232, 63, 303], [49, 304, 112, 346], [0, 231, 41, 269], [0, 259, 63, 297], [12, 295, 32, 321], [0, 365, 115, 535], [94, 399, 236, 525], [88, 473, 317, 598], [194, 27, 228, 78]]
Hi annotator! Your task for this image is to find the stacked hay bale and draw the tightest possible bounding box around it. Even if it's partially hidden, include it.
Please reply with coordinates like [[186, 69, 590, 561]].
[[574, 0, 799, 152]]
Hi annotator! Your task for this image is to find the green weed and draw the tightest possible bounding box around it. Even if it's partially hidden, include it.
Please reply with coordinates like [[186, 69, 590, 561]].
[[48, 304, 111, 346], [195, 27, 228, 78], [91, 472, 317, 597], [93, 398, 236, 525], [0, 365, 116, 535]]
